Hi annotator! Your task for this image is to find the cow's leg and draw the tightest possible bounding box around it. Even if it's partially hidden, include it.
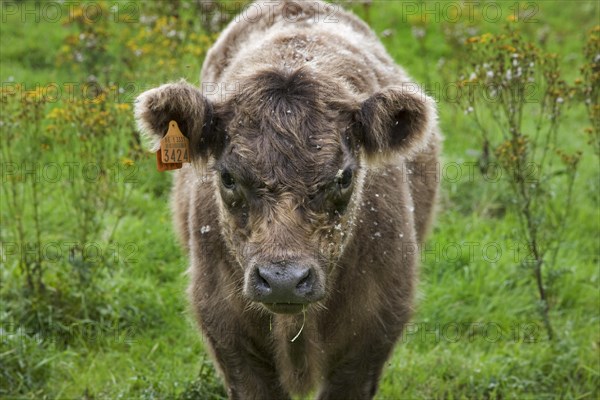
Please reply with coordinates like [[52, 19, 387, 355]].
[[199, 314, 290, 400], [316, 336, 397, 400]]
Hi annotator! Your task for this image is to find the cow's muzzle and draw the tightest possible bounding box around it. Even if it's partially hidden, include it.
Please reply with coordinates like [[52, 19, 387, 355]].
[[245, 260, 325, 313]]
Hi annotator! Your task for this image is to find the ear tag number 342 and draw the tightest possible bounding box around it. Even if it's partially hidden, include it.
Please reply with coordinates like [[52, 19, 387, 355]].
[[156, 120, 190, 172]]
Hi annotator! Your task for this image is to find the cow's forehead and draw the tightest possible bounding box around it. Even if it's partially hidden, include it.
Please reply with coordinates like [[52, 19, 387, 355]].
[[217, 74, 353, 190], [222, 125, 346, 193]]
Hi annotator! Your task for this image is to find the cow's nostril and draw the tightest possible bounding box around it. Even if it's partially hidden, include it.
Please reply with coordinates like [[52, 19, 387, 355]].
[[296, 269, 312, 291], [255, 269, 271, 294]]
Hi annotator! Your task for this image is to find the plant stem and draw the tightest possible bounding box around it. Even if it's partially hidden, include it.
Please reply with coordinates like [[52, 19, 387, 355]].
[[525, 213, 554, 340]]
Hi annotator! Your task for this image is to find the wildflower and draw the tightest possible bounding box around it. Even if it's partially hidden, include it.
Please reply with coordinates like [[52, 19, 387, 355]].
[[121, 158, 135, 166], [480, 33, 493, 43], [411, 27, 425, 40], [47, 108, 65, 119], [516, 67, 522, 78]]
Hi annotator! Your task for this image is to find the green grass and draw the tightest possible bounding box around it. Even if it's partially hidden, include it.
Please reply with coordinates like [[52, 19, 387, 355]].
[[1, 1, 598, 399]]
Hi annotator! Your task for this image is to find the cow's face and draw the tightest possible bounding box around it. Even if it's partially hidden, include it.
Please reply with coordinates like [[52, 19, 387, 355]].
[[134, 68, 435, 314], [212, 70, 363, 314]]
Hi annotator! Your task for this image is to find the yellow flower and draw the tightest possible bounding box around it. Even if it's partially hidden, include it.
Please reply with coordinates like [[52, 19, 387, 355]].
[[70, 7, 84, 20], [121, 158, 135, 167], [480, 33, 493, 43], [22, 88, 46, 104], [47, 107, 65, 119], [500, 45, 517, 53]]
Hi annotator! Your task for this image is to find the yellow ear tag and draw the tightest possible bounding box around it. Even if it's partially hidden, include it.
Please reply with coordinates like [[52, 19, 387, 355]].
[[156, 120, 190, 172]]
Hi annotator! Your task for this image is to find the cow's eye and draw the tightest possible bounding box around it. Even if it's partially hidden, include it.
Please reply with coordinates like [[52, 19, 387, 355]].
[[336, 168, 353, 190], [221, 170, 236, 189]]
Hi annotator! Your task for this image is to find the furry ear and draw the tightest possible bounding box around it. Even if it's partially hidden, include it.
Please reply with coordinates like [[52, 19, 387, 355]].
[[356, 85, 436, 160], [134, 80, 223, 159]]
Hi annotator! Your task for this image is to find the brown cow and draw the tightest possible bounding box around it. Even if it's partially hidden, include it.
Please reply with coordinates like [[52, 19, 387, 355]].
[[135, 1, 441, 398]]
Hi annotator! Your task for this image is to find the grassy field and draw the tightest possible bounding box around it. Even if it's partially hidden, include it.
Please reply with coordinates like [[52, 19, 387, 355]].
[[1, 1, 598, 399]]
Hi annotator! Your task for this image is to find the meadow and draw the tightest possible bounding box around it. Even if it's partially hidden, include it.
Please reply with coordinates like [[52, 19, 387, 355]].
[[0, 1, 598, 399]]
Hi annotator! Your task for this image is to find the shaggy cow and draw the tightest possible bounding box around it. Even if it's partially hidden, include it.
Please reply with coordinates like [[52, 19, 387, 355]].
[[135, 1, 441, 398]]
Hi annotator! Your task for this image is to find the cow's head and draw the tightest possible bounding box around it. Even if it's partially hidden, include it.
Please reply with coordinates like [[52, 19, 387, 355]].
[[135, 68, 435, 314]]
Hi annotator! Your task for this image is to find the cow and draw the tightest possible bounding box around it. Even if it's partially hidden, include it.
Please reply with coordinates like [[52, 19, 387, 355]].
[[134, 1, 441, 398]]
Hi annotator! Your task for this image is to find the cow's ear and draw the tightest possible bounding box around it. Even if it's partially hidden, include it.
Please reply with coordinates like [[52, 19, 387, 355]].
[[356, 85, 436, 160], [134, 80, 224, 160]]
